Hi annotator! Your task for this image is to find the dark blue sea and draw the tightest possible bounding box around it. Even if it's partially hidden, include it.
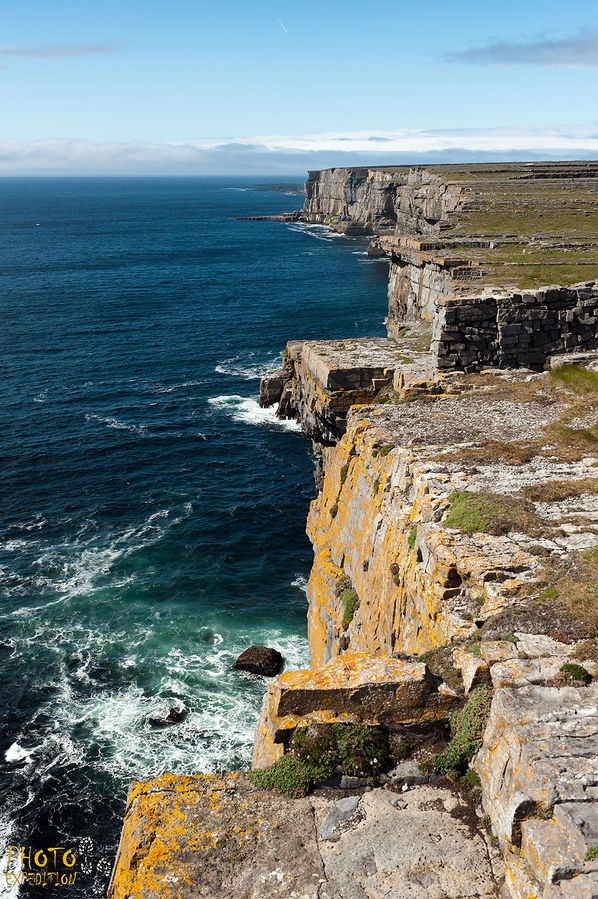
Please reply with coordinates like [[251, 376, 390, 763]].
[[0, 177, 388, 896]]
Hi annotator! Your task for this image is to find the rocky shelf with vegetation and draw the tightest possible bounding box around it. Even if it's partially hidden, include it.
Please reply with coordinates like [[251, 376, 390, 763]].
[[109, 163, 598, 899]]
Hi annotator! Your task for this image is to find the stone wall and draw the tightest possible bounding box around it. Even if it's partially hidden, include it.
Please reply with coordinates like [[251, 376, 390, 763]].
[[433, 281, 598, 370]]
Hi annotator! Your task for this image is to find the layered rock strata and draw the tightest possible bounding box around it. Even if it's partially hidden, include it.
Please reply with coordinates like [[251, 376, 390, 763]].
[[112, 165, 598, 898]]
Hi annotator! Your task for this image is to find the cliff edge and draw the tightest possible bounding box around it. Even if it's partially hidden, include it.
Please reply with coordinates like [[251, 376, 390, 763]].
[[110, 165, 598, 899]]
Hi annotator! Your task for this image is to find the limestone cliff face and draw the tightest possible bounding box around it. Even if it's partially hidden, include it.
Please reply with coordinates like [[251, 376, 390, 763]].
[[301, 167, 466, 326], [302, 166, 463, 239], [305, 407, 534, 669], [302, 168, 399, 234]]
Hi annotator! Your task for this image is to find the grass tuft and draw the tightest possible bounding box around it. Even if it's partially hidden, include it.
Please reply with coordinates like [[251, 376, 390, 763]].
[[444, 490, 544, 537], [431, 685, 493, 775], [560, 662, 591, 684], [407, 526, 418, 550], [341, 589, 360, 628], [249, 724, 390, 796]]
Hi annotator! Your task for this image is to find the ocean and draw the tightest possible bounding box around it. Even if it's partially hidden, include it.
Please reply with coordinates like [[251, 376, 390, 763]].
[[0, 177, 388, 896]]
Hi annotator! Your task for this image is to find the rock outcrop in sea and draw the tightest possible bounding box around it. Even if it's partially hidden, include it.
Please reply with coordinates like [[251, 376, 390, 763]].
[[110, 163, 598, 899]]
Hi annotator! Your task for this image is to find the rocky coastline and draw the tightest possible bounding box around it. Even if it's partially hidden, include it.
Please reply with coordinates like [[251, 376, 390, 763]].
[[110, 163, 598, 899]]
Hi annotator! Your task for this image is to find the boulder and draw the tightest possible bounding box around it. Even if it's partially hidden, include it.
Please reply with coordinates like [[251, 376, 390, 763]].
[[148, 703, 186, 727], [233, 645, 283, 677]]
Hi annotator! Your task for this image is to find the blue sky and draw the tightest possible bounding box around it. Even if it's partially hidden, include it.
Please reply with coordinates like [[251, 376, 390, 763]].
[[1, 0, 597, 173]]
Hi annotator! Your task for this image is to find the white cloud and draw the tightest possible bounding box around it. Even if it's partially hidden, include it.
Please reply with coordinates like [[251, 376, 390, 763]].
[[448, 29, 598, 67], [1, 126, 598, 175], [0, 41, 122, 64]]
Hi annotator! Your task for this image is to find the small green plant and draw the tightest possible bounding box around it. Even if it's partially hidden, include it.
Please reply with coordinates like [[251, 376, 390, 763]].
[[407, 526, 417, 550], [560, 662, 591, 684], [462, 768, 481, 789], [341, 589, 360, 628], [585, 846, 598, 861], [431, 685, 493, 775], [340, 462, 350, 485], [499, 632, 517, 643], [490, 835, 499, 846], [482, 813, 491, 830], [330, 502, 338, 519], [281, 347, 288, 358], [249, 724, 390, 796], [394, 740, 410, 760], [466, 641, 482, 656], [379, 444, 394, 458], [534, 807, 553, 820], [539, 586, 558, 601], [373, 477, 380, 493]]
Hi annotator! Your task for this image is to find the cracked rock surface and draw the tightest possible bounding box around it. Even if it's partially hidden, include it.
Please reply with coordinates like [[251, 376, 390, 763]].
[[108, 775, 501, 898]]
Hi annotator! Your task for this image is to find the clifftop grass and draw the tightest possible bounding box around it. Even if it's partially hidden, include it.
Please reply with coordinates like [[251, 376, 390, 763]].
[[444, 491, 544, 537]]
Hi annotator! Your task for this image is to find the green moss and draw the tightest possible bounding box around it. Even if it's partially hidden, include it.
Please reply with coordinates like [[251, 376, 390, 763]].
[[249, 724, 390, 796], [551, 365, 598, 394], [378, 444, 394, 458], [560, 662, 592, 683], [407, 526, 417, 550], [499, 632, 517, 643], [539, 586, 558, 601], [341, 588, 360, 628], [330, 502, 338, 519], [585, 846, 598, 861], [249, 755, 311, 797], [431, 685, 493, 775], [340, 462, 350, 485], [281, 347, 288, 359], [444, 490, 543, 537]]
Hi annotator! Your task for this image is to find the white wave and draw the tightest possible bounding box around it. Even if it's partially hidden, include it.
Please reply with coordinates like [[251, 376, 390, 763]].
[[291, 574, 308, 593], [151, 379, 205, 394], [286, 223, 346, 242], [215, 352, 280, 381], [33, 391, 47, 403], [4, 742, 34, 764], [207, 395, 300, 431], [0, 813, 22, 899], [85, 413, 148, 435], [29, 504, 193, 601]]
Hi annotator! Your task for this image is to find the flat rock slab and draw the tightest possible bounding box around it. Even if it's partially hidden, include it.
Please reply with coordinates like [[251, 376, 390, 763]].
[[109, 776, 501, 899], [311, 784, 501, 899], [108, 772, 326, 899]]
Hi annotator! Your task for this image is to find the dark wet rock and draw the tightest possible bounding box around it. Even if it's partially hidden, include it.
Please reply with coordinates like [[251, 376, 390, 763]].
[[148, 704, 186, 727], [233, 645, 283, 677]]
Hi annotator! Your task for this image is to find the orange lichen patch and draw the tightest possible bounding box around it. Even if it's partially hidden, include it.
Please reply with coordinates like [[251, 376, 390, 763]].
[[305, 416, 536, 668], [108, 773, 325, 899]]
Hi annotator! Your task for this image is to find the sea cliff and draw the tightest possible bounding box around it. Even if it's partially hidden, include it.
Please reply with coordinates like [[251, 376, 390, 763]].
[[110, 164, 598, 899]]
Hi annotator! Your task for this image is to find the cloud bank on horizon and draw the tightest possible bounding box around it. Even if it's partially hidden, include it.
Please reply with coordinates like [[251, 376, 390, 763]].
[[448, 28, 598, 67], [1, 125, 598, 176]]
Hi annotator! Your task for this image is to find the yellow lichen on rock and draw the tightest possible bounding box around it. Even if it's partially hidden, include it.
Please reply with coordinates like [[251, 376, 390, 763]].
[[252, 652, 456, 770]]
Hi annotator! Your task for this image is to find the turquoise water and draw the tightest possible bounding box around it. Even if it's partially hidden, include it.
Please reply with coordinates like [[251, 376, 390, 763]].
[[0, 177, 388, 895]]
